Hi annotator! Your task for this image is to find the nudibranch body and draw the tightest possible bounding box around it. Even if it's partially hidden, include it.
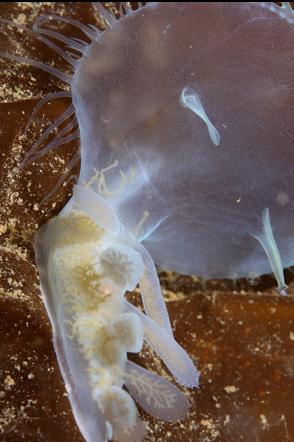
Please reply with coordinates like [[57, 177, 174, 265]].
[[0, 2, 294, 441], [35, 184, 199, 442]]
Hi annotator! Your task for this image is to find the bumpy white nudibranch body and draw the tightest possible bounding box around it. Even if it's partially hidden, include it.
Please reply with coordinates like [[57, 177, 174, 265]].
[[48, 209, 145, 438], [36, 185, 199, 442]]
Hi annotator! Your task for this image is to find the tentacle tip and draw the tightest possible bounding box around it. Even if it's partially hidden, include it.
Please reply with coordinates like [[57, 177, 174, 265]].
[[191, 373, 200, 389], [277, 284, 288, 296], [177, 369, 200, 389]]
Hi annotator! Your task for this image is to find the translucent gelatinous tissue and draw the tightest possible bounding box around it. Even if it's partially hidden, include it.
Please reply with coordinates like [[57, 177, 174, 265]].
[[1, 2, 293, 442], [73, 2, 294, 283]]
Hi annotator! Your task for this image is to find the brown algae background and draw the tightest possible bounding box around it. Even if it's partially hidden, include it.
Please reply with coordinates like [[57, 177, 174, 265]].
[[0, 3, 293, 442]]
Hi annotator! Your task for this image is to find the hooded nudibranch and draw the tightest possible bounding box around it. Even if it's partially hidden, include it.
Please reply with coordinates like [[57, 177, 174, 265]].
[[1, 2, 294, 441]]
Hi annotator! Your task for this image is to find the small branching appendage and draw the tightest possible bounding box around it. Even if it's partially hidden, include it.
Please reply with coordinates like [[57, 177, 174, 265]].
[[83, 160, 137, 200], [128, 368, 177, 409]]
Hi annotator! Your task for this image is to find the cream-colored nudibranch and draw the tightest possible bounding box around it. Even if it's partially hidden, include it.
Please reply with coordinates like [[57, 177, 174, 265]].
[[35, 184, 199, 442]]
